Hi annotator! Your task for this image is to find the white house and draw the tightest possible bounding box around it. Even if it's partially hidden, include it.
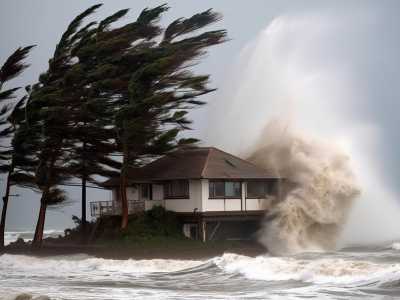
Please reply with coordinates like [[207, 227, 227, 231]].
[[90, 147, 282, 241]]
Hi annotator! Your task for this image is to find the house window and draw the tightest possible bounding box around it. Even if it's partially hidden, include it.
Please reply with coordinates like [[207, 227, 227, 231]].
[[164, 180, 189, 198], [140, 184, 152, 200], [246, 180, 277, 198], [209, 180, 241, 198]]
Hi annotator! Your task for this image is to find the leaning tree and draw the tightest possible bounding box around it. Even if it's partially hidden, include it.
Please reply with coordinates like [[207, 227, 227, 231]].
[[26, 5, 105, 247], [68, 4, 227, 229], [0, 46, 35, 248], [22, 3, 226, 246]]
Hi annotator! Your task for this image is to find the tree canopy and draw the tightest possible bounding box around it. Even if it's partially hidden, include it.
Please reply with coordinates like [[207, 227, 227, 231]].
[[1, 3, 227, 247]]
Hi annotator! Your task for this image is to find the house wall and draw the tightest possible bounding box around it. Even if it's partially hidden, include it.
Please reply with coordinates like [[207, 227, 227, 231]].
[[201, 180, 270, 212], [145, 184, 164, 210], [127, 186, 139, 201], [163, 180, 202, 212], [111, 180, 272, 213], [113, 187, 139, 202]]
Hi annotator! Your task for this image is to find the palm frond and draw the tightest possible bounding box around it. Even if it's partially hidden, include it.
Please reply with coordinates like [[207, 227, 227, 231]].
[[0, 45, 35, 84]]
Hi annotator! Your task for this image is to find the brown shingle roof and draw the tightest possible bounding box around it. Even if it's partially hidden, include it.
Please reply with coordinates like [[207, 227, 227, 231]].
[[102, 147, 278, 187]]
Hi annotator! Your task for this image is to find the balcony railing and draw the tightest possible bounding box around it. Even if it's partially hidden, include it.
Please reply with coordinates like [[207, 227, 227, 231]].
[[90, 200, 145, 217]]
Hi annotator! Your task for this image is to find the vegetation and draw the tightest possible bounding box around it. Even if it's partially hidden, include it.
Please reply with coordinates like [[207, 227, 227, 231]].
[[0, 46, 35, 248], [63, 206, 184, 243], [0, 4, 226, 248], [57, 206, 246, 256]]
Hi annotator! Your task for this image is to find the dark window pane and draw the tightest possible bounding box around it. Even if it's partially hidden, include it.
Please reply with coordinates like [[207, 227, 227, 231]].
[[141, 184, 149, 199], [209, 181, 226, 198], [209, 180, 241, 198], [214, 181, 225, 197], [234, 182, 241, 197], [165, 180, 189, 198], [209, 182, 215, 197], [225, 181, 241, 198], [247, 181, 269, 198]]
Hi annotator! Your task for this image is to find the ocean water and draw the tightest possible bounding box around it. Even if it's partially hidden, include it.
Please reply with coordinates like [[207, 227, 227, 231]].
[[2, 242, 400, 299], [4, 230, 65, 246]]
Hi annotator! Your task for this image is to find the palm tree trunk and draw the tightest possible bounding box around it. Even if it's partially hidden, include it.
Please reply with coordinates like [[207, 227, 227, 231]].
[[120, 172, 128, 230], [80, 175, 88, 245], [32, 191, 48, 249], [81, 140, 87, 236], [0, 168, 12, 249], [81, 175, 87, 233], [120, 148, 128, 230]]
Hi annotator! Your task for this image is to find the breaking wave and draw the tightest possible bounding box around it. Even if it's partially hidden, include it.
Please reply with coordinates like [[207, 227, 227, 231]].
[[0, 254, 203, 276], [248, 122, 360, 255], [391, 243, 400, 251], [4, 230, 64, 246], [215, 253, 400, 286], [2, 249, 400, 299]]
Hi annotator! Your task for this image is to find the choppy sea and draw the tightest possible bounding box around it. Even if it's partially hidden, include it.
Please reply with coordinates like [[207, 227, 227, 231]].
[[2, 232, 400, 299]]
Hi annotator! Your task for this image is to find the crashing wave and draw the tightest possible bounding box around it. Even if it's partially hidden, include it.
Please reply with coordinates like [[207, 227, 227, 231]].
[[391, 243, 400, 251], [214, 253, 400, 285], [0, 254, 203, 276], [247, 122, 360, 255], [4, 230, 64, 246]]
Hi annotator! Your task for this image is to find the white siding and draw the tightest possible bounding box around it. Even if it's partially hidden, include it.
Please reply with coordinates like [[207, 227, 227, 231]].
[[127, 186, 139, 201], [206, 199, 224, 211], [110, 180, 271, 213], [225, 199, 241, 211], [152, 184, 164, 201], [164, 180, 202, 212], [201, 179, 208, 212], [245, 198, 261, 210], [144, 184, 165, 210]]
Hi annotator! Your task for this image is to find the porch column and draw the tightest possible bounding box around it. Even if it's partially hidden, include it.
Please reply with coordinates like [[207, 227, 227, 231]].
[[201, 219, 206, 242], [241, 182, 246, 211]]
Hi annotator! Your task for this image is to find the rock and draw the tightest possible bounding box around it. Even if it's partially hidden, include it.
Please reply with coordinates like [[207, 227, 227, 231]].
[[8, 238, 27, 248], [14, 293, 32, 300]]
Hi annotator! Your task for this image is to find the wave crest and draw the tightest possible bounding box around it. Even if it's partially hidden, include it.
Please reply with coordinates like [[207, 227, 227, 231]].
[[248, 122, 360, 255], [215, 253, 400, 285]]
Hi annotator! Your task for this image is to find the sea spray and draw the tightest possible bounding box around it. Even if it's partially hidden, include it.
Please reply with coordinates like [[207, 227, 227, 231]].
[[204, 11, 400, 249], [247, 121, 360, 255]]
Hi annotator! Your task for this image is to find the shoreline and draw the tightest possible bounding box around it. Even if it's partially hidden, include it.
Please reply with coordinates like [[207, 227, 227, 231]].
[[2, 241, 267, 260]]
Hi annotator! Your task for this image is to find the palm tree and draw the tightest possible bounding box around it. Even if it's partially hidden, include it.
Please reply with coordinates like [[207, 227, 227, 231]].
[[0, 46, 35, 248]]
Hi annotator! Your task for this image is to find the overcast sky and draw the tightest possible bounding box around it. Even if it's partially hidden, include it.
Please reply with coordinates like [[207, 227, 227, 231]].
[[1, 0, 399, 231]]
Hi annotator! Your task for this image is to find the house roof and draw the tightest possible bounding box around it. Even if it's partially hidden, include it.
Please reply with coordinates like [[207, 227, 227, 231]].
[[102, 147, 279, 187]]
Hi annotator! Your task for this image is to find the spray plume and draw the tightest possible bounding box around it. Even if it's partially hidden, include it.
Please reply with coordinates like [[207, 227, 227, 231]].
[[247, 121, 360, 255], [203, 10, 400, 254]]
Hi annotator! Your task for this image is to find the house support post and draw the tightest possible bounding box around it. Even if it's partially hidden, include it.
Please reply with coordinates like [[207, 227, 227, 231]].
[[201, 220, 206, 242], [209, 221, 221, 241]]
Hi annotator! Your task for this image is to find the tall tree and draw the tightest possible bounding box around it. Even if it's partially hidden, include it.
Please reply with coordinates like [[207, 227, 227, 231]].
[[17, 4, 226, 248], [113, 7, 227, 229], [0, 46, 35, 248], [26, 5, 103, 248], [64, 4, 227, 229]]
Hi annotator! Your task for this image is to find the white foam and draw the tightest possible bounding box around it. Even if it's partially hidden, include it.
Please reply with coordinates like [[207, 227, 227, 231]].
[[391, 242, 400, 251], [214, 253, 400, 285], [4, 230, 64, 246], [0, 254, 203, 277]]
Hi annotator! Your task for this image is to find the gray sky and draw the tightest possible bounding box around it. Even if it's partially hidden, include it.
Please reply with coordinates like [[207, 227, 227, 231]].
[[1, 0, 399, 231]]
